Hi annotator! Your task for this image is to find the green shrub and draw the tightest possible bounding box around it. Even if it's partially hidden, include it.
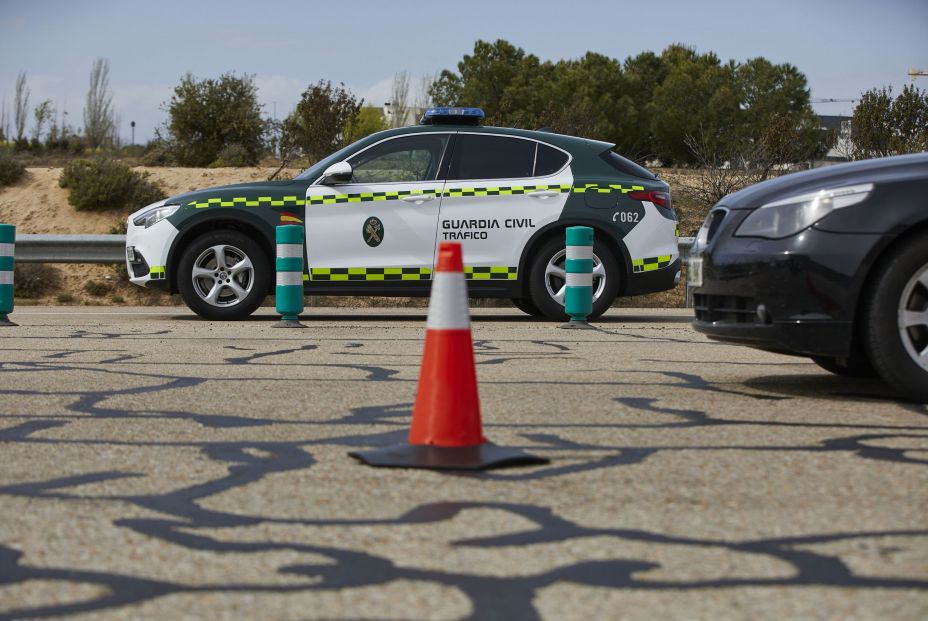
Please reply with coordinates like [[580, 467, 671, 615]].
[[142, 140, 175, 166], [110, 294, 125, 304], [56, 293, 74, 304], [59, 158, 165, 211], [209, 143, 251, 167], [83, 280, 111, 296], [0, 152, 26, 187], [14, 264, 60, 298]]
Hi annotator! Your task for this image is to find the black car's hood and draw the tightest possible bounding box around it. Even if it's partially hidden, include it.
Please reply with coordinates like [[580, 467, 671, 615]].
[[168, 180, 301, 205], [721, 153, 928, 209]]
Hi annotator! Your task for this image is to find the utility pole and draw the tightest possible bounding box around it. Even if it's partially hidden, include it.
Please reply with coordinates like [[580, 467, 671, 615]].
[[130, 120, 135, 146]]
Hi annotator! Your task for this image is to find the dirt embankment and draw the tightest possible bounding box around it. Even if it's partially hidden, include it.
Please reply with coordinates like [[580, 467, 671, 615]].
[[0, 166, 700, 308]]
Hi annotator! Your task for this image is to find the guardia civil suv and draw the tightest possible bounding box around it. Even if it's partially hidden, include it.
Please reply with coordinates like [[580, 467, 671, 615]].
[[126, 107, 679, 321]]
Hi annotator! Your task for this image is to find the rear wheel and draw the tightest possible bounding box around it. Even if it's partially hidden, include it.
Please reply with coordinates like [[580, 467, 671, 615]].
[[811, 355, 878, 378], [178, 230, 270, 320], [527, 235, 620, 322], [862, 232, 928, 402], [511, 297, 543, 317]]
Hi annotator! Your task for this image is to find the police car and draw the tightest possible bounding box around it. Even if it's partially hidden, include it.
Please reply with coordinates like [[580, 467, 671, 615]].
[[126, 107, 679, 320]]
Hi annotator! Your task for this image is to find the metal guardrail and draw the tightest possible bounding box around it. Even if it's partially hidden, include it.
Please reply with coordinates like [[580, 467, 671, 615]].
[[12, 233, 699, 306], [14, 234, 126, 264]]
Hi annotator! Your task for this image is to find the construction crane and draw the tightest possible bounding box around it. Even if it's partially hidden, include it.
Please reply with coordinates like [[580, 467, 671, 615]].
[[811, 98, 858, 104], [910, 69, 928, 80]]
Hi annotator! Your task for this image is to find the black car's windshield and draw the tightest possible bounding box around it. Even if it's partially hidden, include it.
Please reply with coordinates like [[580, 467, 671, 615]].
[[293, 139, 371, 181]]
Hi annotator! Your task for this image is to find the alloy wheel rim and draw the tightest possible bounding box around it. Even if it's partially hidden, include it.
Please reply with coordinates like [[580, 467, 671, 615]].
[[192, 244, 254, 308], [544, 249, 606, 306], [898, 262, 928, 372]]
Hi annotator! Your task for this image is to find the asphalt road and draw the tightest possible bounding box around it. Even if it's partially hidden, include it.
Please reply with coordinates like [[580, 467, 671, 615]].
[[0, 307, 926, 620]]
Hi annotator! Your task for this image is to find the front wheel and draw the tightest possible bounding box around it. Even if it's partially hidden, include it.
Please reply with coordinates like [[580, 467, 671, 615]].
[[811, 355, 878, 378], [862, 232, 928, 402], [526, 235, 620, 322], [177, 230, 270, 320]]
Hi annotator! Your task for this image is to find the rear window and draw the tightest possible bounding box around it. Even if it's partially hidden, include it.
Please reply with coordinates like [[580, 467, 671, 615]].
[[600, 151, 656, 180], [534, 143, 569, 176], [448, 135, 535, 180]]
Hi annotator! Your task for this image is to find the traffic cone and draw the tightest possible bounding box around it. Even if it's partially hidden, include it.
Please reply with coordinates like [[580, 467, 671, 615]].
[[350, 242, 548, 470]]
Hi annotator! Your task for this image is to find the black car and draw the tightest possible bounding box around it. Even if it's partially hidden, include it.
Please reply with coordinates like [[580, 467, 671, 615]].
[[689, 153, 928, 402]]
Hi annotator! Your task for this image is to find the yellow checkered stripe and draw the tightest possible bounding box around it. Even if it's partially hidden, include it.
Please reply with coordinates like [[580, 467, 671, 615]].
[[310, 267, 433, 281], [632, 255, 673, 273], [188, 195, 304, 209], [573, 183, 645, 194], [464, 266, 517, 280], [149, 265, 166, 280], [442, 184, 572, 198], [675, 224, 680, 237], [307, 189, 444, 206]]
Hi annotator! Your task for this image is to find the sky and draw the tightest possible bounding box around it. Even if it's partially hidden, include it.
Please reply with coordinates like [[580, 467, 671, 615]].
[[1, 0, 926, 144]]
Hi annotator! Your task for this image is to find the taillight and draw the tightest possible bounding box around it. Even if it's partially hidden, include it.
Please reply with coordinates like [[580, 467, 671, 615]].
[[629, 190, 672, 210]]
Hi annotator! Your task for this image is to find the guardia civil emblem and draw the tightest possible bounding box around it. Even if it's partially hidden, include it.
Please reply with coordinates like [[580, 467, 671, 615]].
[[363, 217, 384, 247]]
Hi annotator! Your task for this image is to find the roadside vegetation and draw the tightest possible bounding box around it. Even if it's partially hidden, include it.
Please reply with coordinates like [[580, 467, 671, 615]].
[[59, 157, 164, 211]]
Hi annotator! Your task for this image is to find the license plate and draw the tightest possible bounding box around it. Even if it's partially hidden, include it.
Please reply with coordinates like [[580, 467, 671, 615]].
[[687, 255, 703, 288]]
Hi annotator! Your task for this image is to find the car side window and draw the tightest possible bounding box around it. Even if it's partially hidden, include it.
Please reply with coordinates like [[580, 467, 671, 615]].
[[534, 143, 569, 176], [348, 134, 449, 184], [447, 135, 537, 180]]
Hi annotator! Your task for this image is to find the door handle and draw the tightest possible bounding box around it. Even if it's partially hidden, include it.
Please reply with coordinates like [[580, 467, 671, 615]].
[[527, 190, 559, 199], [400, 194, 436, 204]]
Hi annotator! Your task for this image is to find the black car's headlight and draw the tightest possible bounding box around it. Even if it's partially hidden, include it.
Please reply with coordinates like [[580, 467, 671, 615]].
[[133, 203, 180, 228], [734, 183, 873, 239]]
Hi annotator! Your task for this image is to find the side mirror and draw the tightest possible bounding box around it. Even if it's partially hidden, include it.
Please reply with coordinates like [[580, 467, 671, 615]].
[[321, 161, 353, 185]]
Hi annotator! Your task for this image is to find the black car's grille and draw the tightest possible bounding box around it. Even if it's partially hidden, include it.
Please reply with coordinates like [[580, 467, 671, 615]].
[[695, 293, 758, 324]]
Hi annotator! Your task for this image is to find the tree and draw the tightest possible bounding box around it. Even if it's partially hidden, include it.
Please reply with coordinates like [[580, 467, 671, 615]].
[[84, 58, 116, 148], [32, 99, 53, 143], [166, 72, 264, 167], [281, 80, 362, 164], [388, 71, 410, 128], [852, 85, 928, 158], [345, 105, 388, 143], [14, 72, 29, 144]]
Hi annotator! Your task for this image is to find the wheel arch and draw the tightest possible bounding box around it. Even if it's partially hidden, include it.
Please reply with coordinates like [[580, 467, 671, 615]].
[[852, 218, 928, 356], [516, 219, 630, 298], [166, 211, 276, 294]]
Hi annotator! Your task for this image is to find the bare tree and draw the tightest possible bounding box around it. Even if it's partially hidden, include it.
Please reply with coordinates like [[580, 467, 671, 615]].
[[678, 129, 774, 210], [84, 58, 115, 148], [14, 72, 29, 143], [32, 99, 53, 142], [415, 72, 437, 111], [389, 71, 410, 128], [0, 96, 8, 142]]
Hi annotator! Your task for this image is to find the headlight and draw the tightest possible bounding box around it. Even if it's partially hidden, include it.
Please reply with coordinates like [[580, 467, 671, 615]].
[[133, 204, 180, 228], [734, 183, 873, 239]]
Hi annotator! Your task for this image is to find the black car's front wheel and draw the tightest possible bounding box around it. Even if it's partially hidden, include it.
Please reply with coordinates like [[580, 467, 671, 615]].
[[178, 230, 270, 320], [862, 231, 928, 402], [527, 236, 620, 322]]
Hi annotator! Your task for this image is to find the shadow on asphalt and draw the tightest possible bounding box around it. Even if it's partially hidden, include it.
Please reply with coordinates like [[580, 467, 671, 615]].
[[168, 312, 694, 324], [743, 373, 926, 406]]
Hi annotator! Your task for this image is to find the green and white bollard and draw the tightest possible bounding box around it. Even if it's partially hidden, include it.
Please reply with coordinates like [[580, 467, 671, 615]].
[[559, 226, 595, 329], [0, 224, 15, 327], [273, 224, 306, 328]]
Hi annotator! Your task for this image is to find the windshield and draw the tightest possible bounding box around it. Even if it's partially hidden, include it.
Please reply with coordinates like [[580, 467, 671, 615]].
[[293, 134, 385, 181]]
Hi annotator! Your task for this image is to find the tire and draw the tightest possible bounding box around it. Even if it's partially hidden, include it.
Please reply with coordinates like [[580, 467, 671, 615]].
[[511, 297, 543, 317], [861, 231, 928, 402], [811, 355, 878, 378], [527, 235, 620, 322], [177, 230, 270, 320]]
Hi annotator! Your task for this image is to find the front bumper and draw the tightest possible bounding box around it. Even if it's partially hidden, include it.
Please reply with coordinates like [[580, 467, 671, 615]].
[[690, 220, 887, 358], [125, 217, 180, 290]]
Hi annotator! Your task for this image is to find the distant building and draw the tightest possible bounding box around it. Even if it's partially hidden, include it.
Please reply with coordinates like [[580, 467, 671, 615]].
[[382, 102, 425, 128], [819, 115, 854, 162]]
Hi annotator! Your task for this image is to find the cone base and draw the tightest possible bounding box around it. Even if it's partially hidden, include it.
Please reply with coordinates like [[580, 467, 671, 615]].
[[349, 442, 548, 471], [559, 320, 595, 330], [272, 319, 306, 328]]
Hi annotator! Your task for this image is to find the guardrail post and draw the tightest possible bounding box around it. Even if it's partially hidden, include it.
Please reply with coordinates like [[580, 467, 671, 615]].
[[559, 226, 595, 329], [274, 225, 306, 328], [0, 224, 16, 326]]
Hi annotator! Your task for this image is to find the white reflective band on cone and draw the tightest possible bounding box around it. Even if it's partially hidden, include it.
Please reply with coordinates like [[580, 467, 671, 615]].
[[0, 243, 13, 256], [566, 272, 593, 288], [0, 272, 12, 285], [426, 272, 471, 330], [566, 245, 593, 260], [276, 244, 302, 258], [276, 272, 303, 286]]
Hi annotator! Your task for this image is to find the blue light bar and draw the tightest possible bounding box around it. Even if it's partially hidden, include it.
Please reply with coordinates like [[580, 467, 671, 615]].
[[420, 107, 485, 125]]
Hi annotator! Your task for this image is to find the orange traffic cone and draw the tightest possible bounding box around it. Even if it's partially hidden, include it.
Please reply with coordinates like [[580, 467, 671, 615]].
[[350, 242, 548, 470]]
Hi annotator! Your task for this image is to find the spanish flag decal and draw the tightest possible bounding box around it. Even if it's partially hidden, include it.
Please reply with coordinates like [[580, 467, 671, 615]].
[[280, 212, 303, 224]]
